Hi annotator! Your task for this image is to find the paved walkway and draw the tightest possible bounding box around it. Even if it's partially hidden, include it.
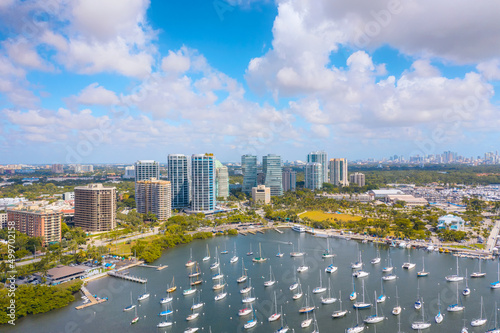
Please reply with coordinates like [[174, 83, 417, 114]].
[[486, 220, 500, 251]]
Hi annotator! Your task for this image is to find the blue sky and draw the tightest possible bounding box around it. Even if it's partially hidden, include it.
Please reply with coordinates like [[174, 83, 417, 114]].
[[1, 0, 500, 164]]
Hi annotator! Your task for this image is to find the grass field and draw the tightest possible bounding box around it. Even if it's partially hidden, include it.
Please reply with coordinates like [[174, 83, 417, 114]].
[[300, 211, 362, 222]]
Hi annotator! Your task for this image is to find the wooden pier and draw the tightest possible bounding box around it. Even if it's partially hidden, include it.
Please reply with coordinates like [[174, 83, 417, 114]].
[[75, 285, 107, 310], [273, 228, 284, 234], [141, 264, 168, 271], [108, 270, 147, 283]]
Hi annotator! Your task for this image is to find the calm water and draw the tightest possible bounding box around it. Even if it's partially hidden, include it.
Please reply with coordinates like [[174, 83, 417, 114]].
[[5, 230, 500, 333]]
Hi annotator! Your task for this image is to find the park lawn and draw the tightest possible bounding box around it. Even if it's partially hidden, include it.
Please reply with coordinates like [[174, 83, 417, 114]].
[[108, 235, 159, 256], [301, 211, 362, 222]]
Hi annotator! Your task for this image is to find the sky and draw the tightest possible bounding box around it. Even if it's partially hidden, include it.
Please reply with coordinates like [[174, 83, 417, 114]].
[[1, 0, 500, 164]]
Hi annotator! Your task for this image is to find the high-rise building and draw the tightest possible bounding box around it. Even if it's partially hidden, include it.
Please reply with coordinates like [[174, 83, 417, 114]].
[[349, 172, 366, 187], [74, 184, 116, 232], [282, 168, 297, 192], [81, 165, 94, 172], [241, 155, 257, 194], [307, 151, 328, 185], [7, 208, 62, 245], [136, 178, 172, 221], [134, 160, 160, 182], [167, 154, 191, 209], [215, 160, 229, 199], [329, 158, 349, 186], [191, 154, 216, 212], [252, 185, 271, 204], [51, 164, 63, 173], [123, 166, 135, 179], [305, 162, 323, 190], [263, 154, 283, 196]]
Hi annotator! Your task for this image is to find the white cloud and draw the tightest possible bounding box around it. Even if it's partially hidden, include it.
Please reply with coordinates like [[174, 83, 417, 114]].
[[161, 49, 191, 74], [73, 83, 120, 106], [477, 59, 500, 81]]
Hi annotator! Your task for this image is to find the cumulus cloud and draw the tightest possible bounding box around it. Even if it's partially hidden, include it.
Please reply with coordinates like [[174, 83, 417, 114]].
[[73, 83, 120, 106]]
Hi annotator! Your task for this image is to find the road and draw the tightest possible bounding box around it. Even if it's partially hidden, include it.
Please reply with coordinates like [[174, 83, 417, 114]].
[[486, 219, 500, 251]]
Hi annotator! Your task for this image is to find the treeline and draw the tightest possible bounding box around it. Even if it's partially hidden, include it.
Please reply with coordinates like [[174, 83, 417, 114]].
[[0, 280, 82, 324]]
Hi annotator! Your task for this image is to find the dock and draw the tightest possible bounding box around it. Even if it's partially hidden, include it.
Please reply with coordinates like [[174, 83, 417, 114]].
[[273, 228, 284, 234], [75, 285, 107, 310], [247, 230, 256, 235], [108, 270, 147, 283], [141, 264, 168, 271]]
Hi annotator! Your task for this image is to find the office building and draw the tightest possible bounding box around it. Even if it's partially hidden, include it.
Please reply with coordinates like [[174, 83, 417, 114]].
[[136, 178, 172, 221], [74, 184, 116, 232], [349, 172, 366, 187], [307, 151, 328, 185], [241, 155, 258, 194], [167, 154, 191, 209], [305, 163, 323, 190], [263, 154, 283, 196], [252, 185, 271, 204], [215, 160, 229, 199], [7, 208, 61, 245], [51, 164, 63, 173], [282, 168, 297, 192], [134, 160, 160, 182], [329, 158, 349, 186], [191, 154, 216, 212]]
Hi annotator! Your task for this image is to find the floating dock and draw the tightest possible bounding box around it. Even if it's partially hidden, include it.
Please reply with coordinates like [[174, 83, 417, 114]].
[[273, 228, 284, 234], [75, 285, 107, 310], [108, 270, 147, 283], [141, 264, 168, 271]]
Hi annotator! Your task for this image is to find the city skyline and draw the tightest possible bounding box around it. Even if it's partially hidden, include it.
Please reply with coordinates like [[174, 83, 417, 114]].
[[1, 1, 500, 163]]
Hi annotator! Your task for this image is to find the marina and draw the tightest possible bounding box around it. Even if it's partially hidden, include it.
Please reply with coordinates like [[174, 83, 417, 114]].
[[6, 228, 500, 332]]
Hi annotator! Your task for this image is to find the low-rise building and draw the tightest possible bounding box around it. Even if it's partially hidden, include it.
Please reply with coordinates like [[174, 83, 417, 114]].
[[386, 194, 428, 207], [437, 214, 465, 231], [252, 185, 271, 204]]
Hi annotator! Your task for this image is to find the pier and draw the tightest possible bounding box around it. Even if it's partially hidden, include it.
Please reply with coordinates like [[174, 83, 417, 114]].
[[141, 264, 168, 271], [108, 270, 147, 283], [75, 285, 107, 310], [274, 228, 284, 234]]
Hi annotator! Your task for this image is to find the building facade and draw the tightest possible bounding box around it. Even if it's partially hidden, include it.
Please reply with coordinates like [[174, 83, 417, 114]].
[[305, 162, 323, 190], [167, 154, 191, 209], [263, 154, 283, 196], [51, 164, 63, 173], [349, 172, 366, 187], [329, 158, 349, 186], [0, 212, 6, 229], [134, 160, 160, 182], [191, 154, 216, 212], [437, 214, 465, 231], [215, 160, 229, 199], [307, 151, 328, 186], [74, 184, 116, 232], [123, 166, 135, 179], [136, 178, 172, 221], [282, 168, 297, 192], [252, 185, 271, 204], [241, 155, 258, 195], [7, 208, 61, 244]]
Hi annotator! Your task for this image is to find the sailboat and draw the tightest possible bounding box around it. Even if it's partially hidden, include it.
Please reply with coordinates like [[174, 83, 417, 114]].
[[414, 280, 422, 310], [212, 270, 226, 291], [244, 305, 257, 329], [159, 302, 173, 316], [353, 269, 369, 278], [160, 294, 173, 304], [351, 249, 363, 269], [239, 306, 252, 316], [321, 277, 336, 304], [297, 255, 309, 273], [276, 245, 284, 258], [237, 260, 248, 283], [186, 248, 196, 267], [332, 290, 348, 318], [246, 243, 253, 256], [461, 318, 468, 333], [184, 328, 199, 333], [411, 297, 431, 329], [209, 248, 220, 270], [462, 269, 470, 296], [470, 258, 486, 278], [252, 242, 267, 263], [312, 313, 319, 333], [203, 244, 210, 261], [313, 270, 327, 294], [289, 266, 299, 290], [485, 302, 500, 333], [346, 307, 366, 333], [264, 266, 276, 287], [230, 243, 239, 264], [124, 291, 136, 311], [275, 306, 289, 333], [183, 285, 197, 296], [325, 256, 338, 273], [322, 238, 335, 258], [445, 256, 463, 282], [299, 286, 315, 313], [290, 239, 305, 257], [189, 262, 201, 278], [242, 278, 256, 303], [268, 291, 281, 322], [471, 296, 487, 327], [376, 278, 386, 303], [417, 257, 429, 277], [382, 251, 394, 273], [293, 278, 303, 300], [186, 310, 199, 321], [435, 294, 443, 323], [447, 283, 464, 312], [214, 280, 227, 301], [212, 266, 224, 280], [137, 282, 150, 301], [392, 285, 401, 315], [157, 321, 173, 328], [402, 253, 416, 270], [166, 276, 176, 293], [191, 290, 204, 310], [370, 246, 381, 264], [301, 309, 313, 328], [350, 276, 357, 301], [131, 306, 139, 324], [221, 243, 228, 254], [353, 279, 372, 309], [363, 291, 384, 324], [491, 262, 500, 289]]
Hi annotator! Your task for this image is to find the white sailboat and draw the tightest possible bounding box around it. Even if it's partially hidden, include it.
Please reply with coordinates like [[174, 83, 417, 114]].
[[247, 243, 253, 256], [332, 290, 348, 318], [363, 291, 385, 324], [417, 257, 429, 277], [321, 277, 336, 304], [313, 270, 327, 294], [370, 246, 381, 264], [137, 282, 150, 301], [275, 306, 289, 333], [276, 245, 284, 258], [242, 278, 256, 303], [325, 256, 338, 273], [209, 248, 220, 270], [230, 243, 239, 264], [353, 279, 372, 309], [447, 283, 464, 312], [290, 239, 305, 257], [414, 280, 422, 310], [312, 313, 319, 333], [264, 266, 276, 287], [471, 296, 487, 327], [491, 262, 500, 289], [412, 297, 431, 329], [293, 278, 303, 300], [124, 291, 136, 311], [244, 305, 257, 329], [212, 266, 224, 280], [297, 255, 309, 273], [252, 242, 267, 263], [435, 294, 443, 324], [237, 260, 247, 283], [299, 286, 315, 313], [239, 306, 252, 317], [131, 305, 139, 324], [486, 302, 500, 333], [186, 248, 196, 267], [191, 290, 204, 310], [392, 285, 401, 315], [402, 253, 416, 270], [470, 258, 486, 278], [462, 268, 471, 296], [322, 238, 335, 258], [346, 307, 366, 333], [301, 309, 313, 328], [214, 280, 227, 301], [351, 249, 363, 269], [349, 276, 357, 301], [268, 291, 281, 322], [382, 252, 394, 273], [445, 257, 463, 282], [353, 269, 370, 278], [203, 244, 210, 261]]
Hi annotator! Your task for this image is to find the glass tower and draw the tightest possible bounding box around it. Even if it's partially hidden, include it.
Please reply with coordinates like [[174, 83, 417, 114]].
[[167, 154, 191, 209], [263, 154, 283, 196], [191, 154, 216, 212], [241, 155, 257, 195], [307, 151, 328, 186], [305, 162, 322, 190]]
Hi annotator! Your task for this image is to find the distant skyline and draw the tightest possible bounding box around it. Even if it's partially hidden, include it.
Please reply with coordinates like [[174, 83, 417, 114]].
[[1, 0, 500, 164]]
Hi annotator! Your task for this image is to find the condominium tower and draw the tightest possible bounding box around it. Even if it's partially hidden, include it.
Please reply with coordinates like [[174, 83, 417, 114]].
[[135, 178, 172, 221], [74, 184, 116, 232], [7, 208, 62, 245], [134, 160, 160, 182], [167, 154, 191, 209], [263, 154, 283, 196], [282, 168, 297, 192], [241, 155, 257, 194], [305, 162, 323, 190], [215, 160, 229, 199], [350, 172, 366, 187], [330, 158, 349, 186], [191, 154, 216, 212], [307, 151, 328, 185]]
